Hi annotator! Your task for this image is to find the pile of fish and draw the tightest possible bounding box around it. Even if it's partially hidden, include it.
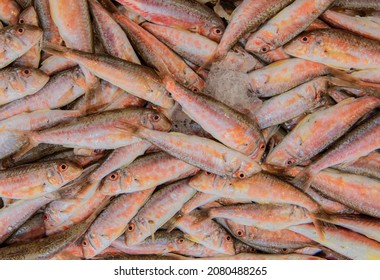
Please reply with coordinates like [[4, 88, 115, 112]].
[[0, 0, 379, 260]]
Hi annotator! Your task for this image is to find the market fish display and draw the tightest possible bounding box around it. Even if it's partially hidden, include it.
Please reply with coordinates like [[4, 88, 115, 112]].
[[0, 0, 380, 260]]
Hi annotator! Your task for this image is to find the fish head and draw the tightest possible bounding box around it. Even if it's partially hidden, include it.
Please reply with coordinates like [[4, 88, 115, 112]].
[[225, 219, 248, 240], [147, 80, 175, 109], [46, 160, 83, 186], [18, 6, 38, 25], [215, 227, 235, 255], [124, 217, 147, 247], [229, 156, 262, 179], [140, 109, 172, 131], [264, 144, 297, 169], [189, 171, 219, 192], [246, 35, 274, 55], [15, 67, 50, 93], [5, 24, 43, 49], [284, 31, 324, 59], [99, 169, 124, 195], [201, 22, 225, 43], [82, 232, 108, 259]]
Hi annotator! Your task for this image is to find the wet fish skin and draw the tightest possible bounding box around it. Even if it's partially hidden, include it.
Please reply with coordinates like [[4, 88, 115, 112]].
[[164, 78, 265, 158], [310, 169, 380, 218], [0, 24, 43, 69], [5, 213, 46, 245], [289, 223, 380, 260], [265, 96, 380, 168], [321, 9, 380, 42], [0, 160, 83, 199], [334, 152, 380, 180], [245, 0, 335, 54], [125, 179, 196, 246], [0, 67, 49, 106], [255, 77, 329, 129], [247, 58, 330, 98], [284, 29, 380, 70], [293, 112, 380, 188], [225, 219, 317, 251], [100, 152, 198, 195], [115, 0, 225, 42], [0, 192, 59, 244], [0, 0, 21, 25], [0, 198, 109, 260], [14, 6, 41, 68], [34, 0, 62, 45], [334, 0, 380, 10], [88, 0, 140, 64], [0, 67, 89, 121], [82, 188, 155, 259], [113, 12, 205, 93], [25, 108, 171, 151], [117, 125, 262, 178], [42, 44, 174, 109], [206, 0, 294, 64], [208, 203, 312, 230], [172, 210, 235, 255]]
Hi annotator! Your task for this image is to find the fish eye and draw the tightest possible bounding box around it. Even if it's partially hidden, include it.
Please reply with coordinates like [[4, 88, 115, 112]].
[[58, 163, 68, 172], [43, 214, 49, 221], [108, 172, 119, 181], [260, 45, 270, 53], [237, 172, 246, 179], [176, 238, 185, 244], [212, 27, 223, 35], [17, 27, 25, 35], [236, 229, 245, 237], [192, 87, 199, 93], [259, 142, 266, 150], [150, 114, 161, 122], [127, 223, 135, 232], [300, 36, 310, 43], [22, 69, 31, 76], [19, 18, 25, 24], [225, 235, 233, 242], [286, 159, 295, 166], [205, 171, 212, 175], [82, 240, 88, 246]]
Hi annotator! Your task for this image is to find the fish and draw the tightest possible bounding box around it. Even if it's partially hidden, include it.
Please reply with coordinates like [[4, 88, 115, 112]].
[[115, 0, 225, 42], [0, 24, 42, 68], [284, 29, 380, 70], [124, 179, 196, 246], [265, 96, 380, 168], [245, 0, 335, 54], [0, 160, 83, 199], [0, 67, 49, 105], [0, 0, 21, 25]]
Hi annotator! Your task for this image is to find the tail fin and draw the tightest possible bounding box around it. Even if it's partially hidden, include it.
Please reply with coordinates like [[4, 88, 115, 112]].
[[328, 68, 380, 98], [42, 42, 71, 59], [166, 212, 184, 233], [197, 49, 220, 73], [113, 121, 144, 141], [291, 167, 316, 191], [310, 210, 330, 241], [10, 131, 39, 162]]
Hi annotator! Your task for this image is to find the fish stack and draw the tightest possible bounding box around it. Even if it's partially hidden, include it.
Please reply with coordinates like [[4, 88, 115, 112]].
[[0, 0, 379, 260]]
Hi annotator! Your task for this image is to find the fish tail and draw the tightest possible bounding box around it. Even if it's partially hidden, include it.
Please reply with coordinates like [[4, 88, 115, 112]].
[[113, 121, 142, 137], [197, 49, 219, 73], [42, 42, 70, 59], [10, 131, 39, 162], [310, 212, 326, 241], [291, 167, 315, 191], [328, 68, 380, 98], [166, 211, 184, 233]]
